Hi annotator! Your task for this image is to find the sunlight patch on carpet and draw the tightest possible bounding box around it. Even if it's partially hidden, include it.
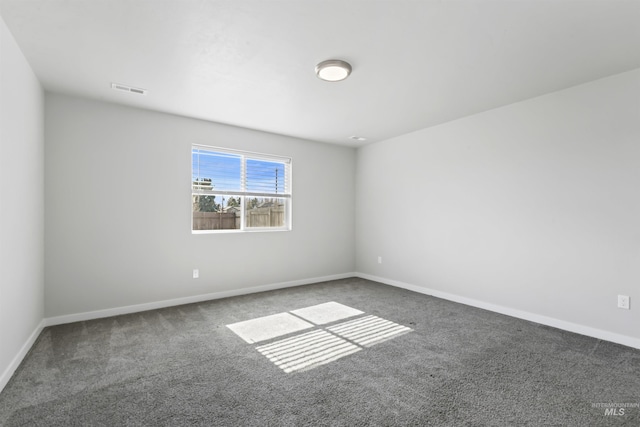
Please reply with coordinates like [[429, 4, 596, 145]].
[[327, 315, 412, 347], [226, 302, 412, 373], [290, 302, 364, 325], [226, 312, 313, 344], [256, 330, 361, 373]]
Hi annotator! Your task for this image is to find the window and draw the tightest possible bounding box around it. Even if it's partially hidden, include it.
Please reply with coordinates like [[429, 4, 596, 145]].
[[192, 145, 292, 232]]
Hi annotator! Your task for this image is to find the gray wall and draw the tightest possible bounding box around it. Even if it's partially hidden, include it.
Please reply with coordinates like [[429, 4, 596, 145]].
[[356, 69, 640, 341], [0, 16, 44, 387], [45, 94, 356, 318]]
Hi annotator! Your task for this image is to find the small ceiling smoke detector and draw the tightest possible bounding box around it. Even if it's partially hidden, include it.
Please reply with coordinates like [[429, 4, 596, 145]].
[[111, 83, 148, 95], [315, 59, 352, 82], [349, 136, 367, 142]]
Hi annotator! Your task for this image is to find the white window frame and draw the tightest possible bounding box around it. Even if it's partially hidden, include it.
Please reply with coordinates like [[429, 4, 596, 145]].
[[191, 144, 292, 233]]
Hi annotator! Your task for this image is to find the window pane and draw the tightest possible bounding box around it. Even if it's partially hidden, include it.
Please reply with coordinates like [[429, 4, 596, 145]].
[[245, 197, 288, 228], [246, 159, 288, 194], [192, 149, 242, 193], [192, 194, 241, 230]]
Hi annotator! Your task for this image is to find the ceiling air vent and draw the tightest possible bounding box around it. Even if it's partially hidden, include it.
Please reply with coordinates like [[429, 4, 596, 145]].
[[111, 83, 147, 95]]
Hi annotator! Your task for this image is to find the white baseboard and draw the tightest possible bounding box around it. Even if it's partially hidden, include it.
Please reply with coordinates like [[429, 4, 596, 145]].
[[44, 272, 356, 327], [5, 271, 635, 396], [2, 273, 355, 394], [356, 272, 640, 350], [0, 319, 45, 393]]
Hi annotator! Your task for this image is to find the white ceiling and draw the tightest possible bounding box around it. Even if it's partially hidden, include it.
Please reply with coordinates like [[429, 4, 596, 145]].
[[1, 0, 639, 147]]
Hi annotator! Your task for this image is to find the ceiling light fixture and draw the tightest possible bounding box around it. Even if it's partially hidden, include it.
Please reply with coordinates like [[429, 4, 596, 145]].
[[349, 136, 367, 142], [315, 59, 352, 82]]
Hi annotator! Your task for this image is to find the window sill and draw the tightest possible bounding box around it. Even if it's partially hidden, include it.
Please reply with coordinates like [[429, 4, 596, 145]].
[[192, 228, 291, 235]]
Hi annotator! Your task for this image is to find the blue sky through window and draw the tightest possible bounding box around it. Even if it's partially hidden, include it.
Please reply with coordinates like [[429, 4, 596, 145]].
[[192, 149, 241, 192], [192, 148, 287, 194], [246, 159, 286, 194]]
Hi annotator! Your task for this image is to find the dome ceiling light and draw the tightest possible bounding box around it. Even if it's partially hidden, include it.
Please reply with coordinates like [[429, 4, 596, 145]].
[[315, 59, 352, 82]]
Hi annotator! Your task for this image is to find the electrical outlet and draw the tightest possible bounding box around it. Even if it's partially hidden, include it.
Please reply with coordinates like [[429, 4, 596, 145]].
[[193, 269, 199, 279], [618, 295, 630, 310], [377, 256, 382, 264]]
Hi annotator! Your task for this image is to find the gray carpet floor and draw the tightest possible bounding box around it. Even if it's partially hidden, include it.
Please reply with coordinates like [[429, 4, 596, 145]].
[[1, 277, 639, 426]]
